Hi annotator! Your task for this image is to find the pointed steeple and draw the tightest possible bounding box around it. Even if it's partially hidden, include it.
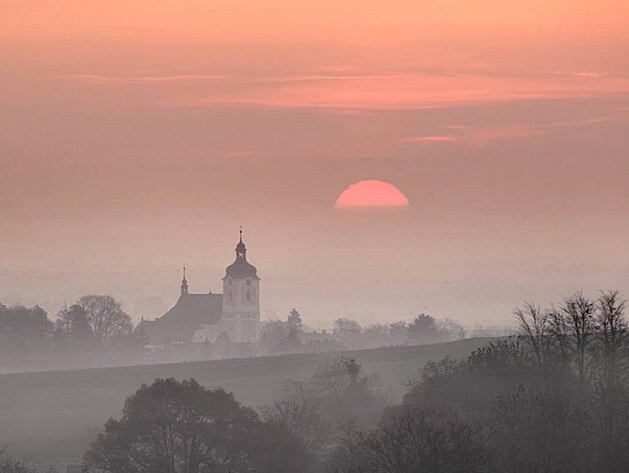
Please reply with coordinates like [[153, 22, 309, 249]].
[[236, 226, 247, 259], [180, 264, 189, 295], [225, 226, 258, 279]]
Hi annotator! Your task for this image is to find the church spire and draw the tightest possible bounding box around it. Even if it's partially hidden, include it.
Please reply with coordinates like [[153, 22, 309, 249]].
[[225, 226, 258, 279], [236, 226, 247, 260], [181, 264, 189, 295]]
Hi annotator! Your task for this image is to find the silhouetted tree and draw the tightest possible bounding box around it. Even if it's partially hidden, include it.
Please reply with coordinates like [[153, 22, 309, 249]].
[[437, 318, 466, 341], [83, 378, 306, 473], [258, 320, 301, 355], [514, 302, 551, 369], [287, 308, 303, 331], [333, 318, 362, 338], [55, 304, 93, 351], [0, 448, 37, 473], [388, 321, 408, 344], [407, 314, 439, 343], [328, 404, 490, 473], [76, 295, 132, 347], [596, 291, 628, 390], [362, 324, 390, 347], [561, 292, 597, 382], [0, 304, 52, 355], [308, 356, 383, 432], [492, 385, 594, 473], [262, 380, 327, 453], [264, 355, 386, 466]]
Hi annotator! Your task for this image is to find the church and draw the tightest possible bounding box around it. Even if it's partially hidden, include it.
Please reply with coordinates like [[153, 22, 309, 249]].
[[139, 231, 261, 345]]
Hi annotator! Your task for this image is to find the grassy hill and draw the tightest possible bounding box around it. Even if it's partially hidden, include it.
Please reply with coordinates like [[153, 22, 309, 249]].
[[0, 338, 490, 464]]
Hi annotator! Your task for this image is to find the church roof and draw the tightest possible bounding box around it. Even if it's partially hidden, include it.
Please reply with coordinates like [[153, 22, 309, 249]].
[[224, 232, 259, 279], [225, 257, 258, 279], [139, 293, 223, 344]]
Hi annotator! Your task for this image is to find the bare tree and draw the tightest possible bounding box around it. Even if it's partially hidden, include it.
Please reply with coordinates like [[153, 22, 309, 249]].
[[0, 448, 38, 473], [261, 380, 327, 452], [596, 291, 628, 390], [492, 385, 594, 473], [76, 295, 132, 346], [561, 292, 597, 382], [355, 405, 490, 473], [325, 420, 372, 473], [55, 304, 94, 351], [333, 319, 362, 338], [547, 305, 571, 371], [514, 302, 551, 369]]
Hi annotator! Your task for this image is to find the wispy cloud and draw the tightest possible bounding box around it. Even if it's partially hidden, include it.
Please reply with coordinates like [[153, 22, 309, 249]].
[[569, 72, 607, 79], [406, 113, 625, 147], [186, 149, 262, 159], [407, 135, 459, 143], [252, 73, 423, 83], [61, 69, 629, 112], [196, 72, 629, 110], [63, 74, 229, 84]]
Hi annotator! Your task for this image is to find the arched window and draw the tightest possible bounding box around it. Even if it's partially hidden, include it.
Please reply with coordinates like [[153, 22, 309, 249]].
[[229, 290, 232, 301], [246, 290, 251, 302]]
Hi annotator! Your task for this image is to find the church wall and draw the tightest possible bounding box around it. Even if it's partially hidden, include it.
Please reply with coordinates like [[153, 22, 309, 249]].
[[222, 276, 260, 343]]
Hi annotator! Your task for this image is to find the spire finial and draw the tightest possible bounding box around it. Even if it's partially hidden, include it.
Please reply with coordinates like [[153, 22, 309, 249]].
[[236, 226, 247, 259], [180, 264, 189, 295]]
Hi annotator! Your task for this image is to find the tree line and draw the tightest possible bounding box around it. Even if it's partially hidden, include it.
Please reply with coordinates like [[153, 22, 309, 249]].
[[61, 289, 629, 472], [328, 290, 629, 473], [258, 309, 466, 355], [0, 298, 468, 371], [0, 295, 144, 371]]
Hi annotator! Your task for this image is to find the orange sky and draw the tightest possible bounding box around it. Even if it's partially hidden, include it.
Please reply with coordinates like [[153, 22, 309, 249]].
[[1, 0, 628, 326]]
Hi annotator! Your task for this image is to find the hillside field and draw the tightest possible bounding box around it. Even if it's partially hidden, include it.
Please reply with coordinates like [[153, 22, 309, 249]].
[[0, 338, 490, 464]]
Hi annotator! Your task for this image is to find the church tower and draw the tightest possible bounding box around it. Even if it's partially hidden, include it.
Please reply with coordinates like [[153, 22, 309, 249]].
[[222, 229, 260, 342]]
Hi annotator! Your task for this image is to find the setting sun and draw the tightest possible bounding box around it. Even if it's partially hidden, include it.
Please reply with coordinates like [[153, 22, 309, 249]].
[[334, 180, 410, 209]]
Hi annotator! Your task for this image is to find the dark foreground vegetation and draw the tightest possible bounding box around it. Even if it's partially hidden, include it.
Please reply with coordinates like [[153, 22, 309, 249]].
[[77, 290, 629, 473], [1, 290, 626, 472], [327, 290, 629, 473], [0, 338, 486, 467], [0, 448, 38, 473]]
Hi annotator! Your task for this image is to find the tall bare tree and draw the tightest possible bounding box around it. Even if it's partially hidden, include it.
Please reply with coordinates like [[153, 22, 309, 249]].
[[561, 292, 597, 382], [76, 295, 132, 346], [547, 305, 571, 371], [596, 291, 628, 390], [514, 302, 551, 369], [346, 405, 490, 473]]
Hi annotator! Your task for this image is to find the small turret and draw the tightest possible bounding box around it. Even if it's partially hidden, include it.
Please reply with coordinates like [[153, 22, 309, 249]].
[[180, 264, 189, 296]]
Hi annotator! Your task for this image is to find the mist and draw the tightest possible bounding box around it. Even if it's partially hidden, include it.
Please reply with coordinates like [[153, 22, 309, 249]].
[[2, 0, 629, 471]]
